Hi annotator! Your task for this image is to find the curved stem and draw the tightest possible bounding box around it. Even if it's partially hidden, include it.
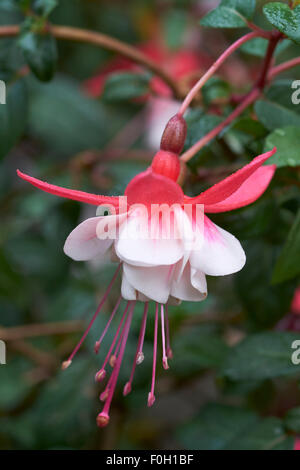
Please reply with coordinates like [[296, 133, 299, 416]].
[[178, 31, 260, 116], [268, 56, 300, 80], [180, 32, 281, 163], [0, 24, 181, 99], [180, 88, 260, 163]]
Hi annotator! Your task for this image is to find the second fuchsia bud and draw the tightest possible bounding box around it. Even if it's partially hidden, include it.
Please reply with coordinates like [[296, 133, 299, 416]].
[[160, 114, 187, 155]]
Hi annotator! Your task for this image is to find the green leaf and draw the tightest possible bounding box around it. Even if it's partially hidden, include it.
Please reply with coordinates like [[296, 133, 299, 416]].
[[202, 77, 230, 106], [0, 79, 28, 160], [0, 358, 32, 410], [220, 331, 300, 381], [171, 325, 229, 378], [102, 72, 150, 102], [163, 9, 187, 50], [185, 109, 223, 149], [272, 211, 300, 283], [264, 126, 300, 167], [255, 99, 300, 131], [284, 407, 300, 433], [235, 241, 296, 328], [240, 37, 291, 57], [19, 31, 57, 82], [200, 0, 256, 28], [177, 404, 291, 450], [32, 0, 58, 17], [28, 77, 125, 155], [263, 3, 300, 45]]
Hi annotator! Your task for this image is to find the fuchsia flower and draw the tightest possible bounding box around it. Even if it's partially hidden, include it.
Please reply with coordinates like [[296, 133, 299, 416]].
[[295, 438, 300, 450], [17, 115, 276, 427]]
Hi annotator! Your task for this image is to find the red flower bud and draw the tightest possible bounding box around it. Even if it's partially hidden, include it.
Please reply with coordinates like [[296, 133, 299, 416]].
[[151, 150, 181, 182], [160, 114, 187, 155]]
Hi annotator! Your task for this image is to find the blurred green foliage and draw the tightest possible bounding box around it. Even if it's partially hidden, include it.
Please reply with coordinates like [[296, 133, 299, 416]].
[[0, 0, 299, 450]]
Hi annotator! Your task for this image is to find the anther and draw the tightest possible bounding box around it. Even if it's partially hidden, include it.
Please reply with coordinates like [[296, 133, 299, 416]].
[[96, 412, 110, 428], [163, 356, 169, 370], [147, 392, 156, 407], [123, 382, 132, 396], [95, 369, 106, 383], [136, 352, 144, 365], [109, 355, 117, 368], [94, 341, 101, 354], [61, 360, 72, 370]]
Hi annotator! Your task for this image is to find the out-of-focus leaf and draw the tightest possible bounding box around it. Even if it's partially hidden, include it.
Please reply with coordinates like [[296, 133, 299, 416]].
[[200, 0, 256, 28], [230, 117, 267, 138], [102, 72, 150, 102], [0, 358, 32, 410], [0, 79, 28, 160], [235, 241, 296, 328], [163, 9, 187, 50], [255, 99, 300, 131], [284, 407, 300, 433], [264, 126, 300, 167], [171, 325, 229, 378], [202, 77, 230, 106], [177, 404, 291, 450], [19, 31, 57, 82], [263, 3, 300, 44], [28, 77, 121, 155], [27, 358, 98, 448], [184, 109, 222, 149], [266, 80, 300, 111], [240, 37, 291, 57], [220, 331, 300, 381], [272, 211, 300, 283], [32, 0, 58, 17]]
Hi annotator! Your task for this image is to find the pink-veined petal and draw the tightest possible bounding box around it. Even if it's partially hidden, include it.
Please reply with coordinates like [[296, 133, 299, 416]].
[[64, 217, 114, 261], [184, 148, 276, 207], [116, 208, 184, 267], [190, 216, 246, 276], [204, 165, 276, 213], [17, 170, 123, 207]]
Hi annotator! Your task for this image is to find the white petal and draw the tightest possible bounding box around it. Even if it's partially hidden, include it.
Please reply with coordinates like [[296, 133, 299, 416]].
[[190, 217, 246, 276], [121, 270, 137, 300], [64, 217, 113, 261], [171, 262, 207, 301], [116, 209, 184, 266], [123, 263, 172, 303]]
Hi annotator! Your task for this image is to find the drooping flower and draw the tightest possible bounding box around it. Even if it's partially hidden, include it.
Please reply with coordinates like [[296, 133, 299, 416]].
[[17, 114, 276, 427]]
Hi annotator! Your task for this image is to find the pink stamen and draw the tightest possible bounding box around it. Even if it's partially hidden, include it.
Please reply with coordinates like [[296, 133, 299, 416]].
[[62, 263, 121, 369], [94, 295, 122, 354], [136, 302, 149, 365], [100, 306, 130, 398], [165, 305, 173, 359], [97, 302, 135, 427], [160, 304, 169, 370], [123, 302, 149, 396], [95, 301, 130, 379], [109, 303, 128, 367], [148, 303, 158, 407]]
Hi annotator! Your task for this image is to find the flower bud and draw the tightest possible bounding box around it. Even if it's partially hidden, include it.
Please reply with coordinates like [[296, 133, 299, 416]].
[[151, 150, 181, 182], [160, 114, 187, 155]]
